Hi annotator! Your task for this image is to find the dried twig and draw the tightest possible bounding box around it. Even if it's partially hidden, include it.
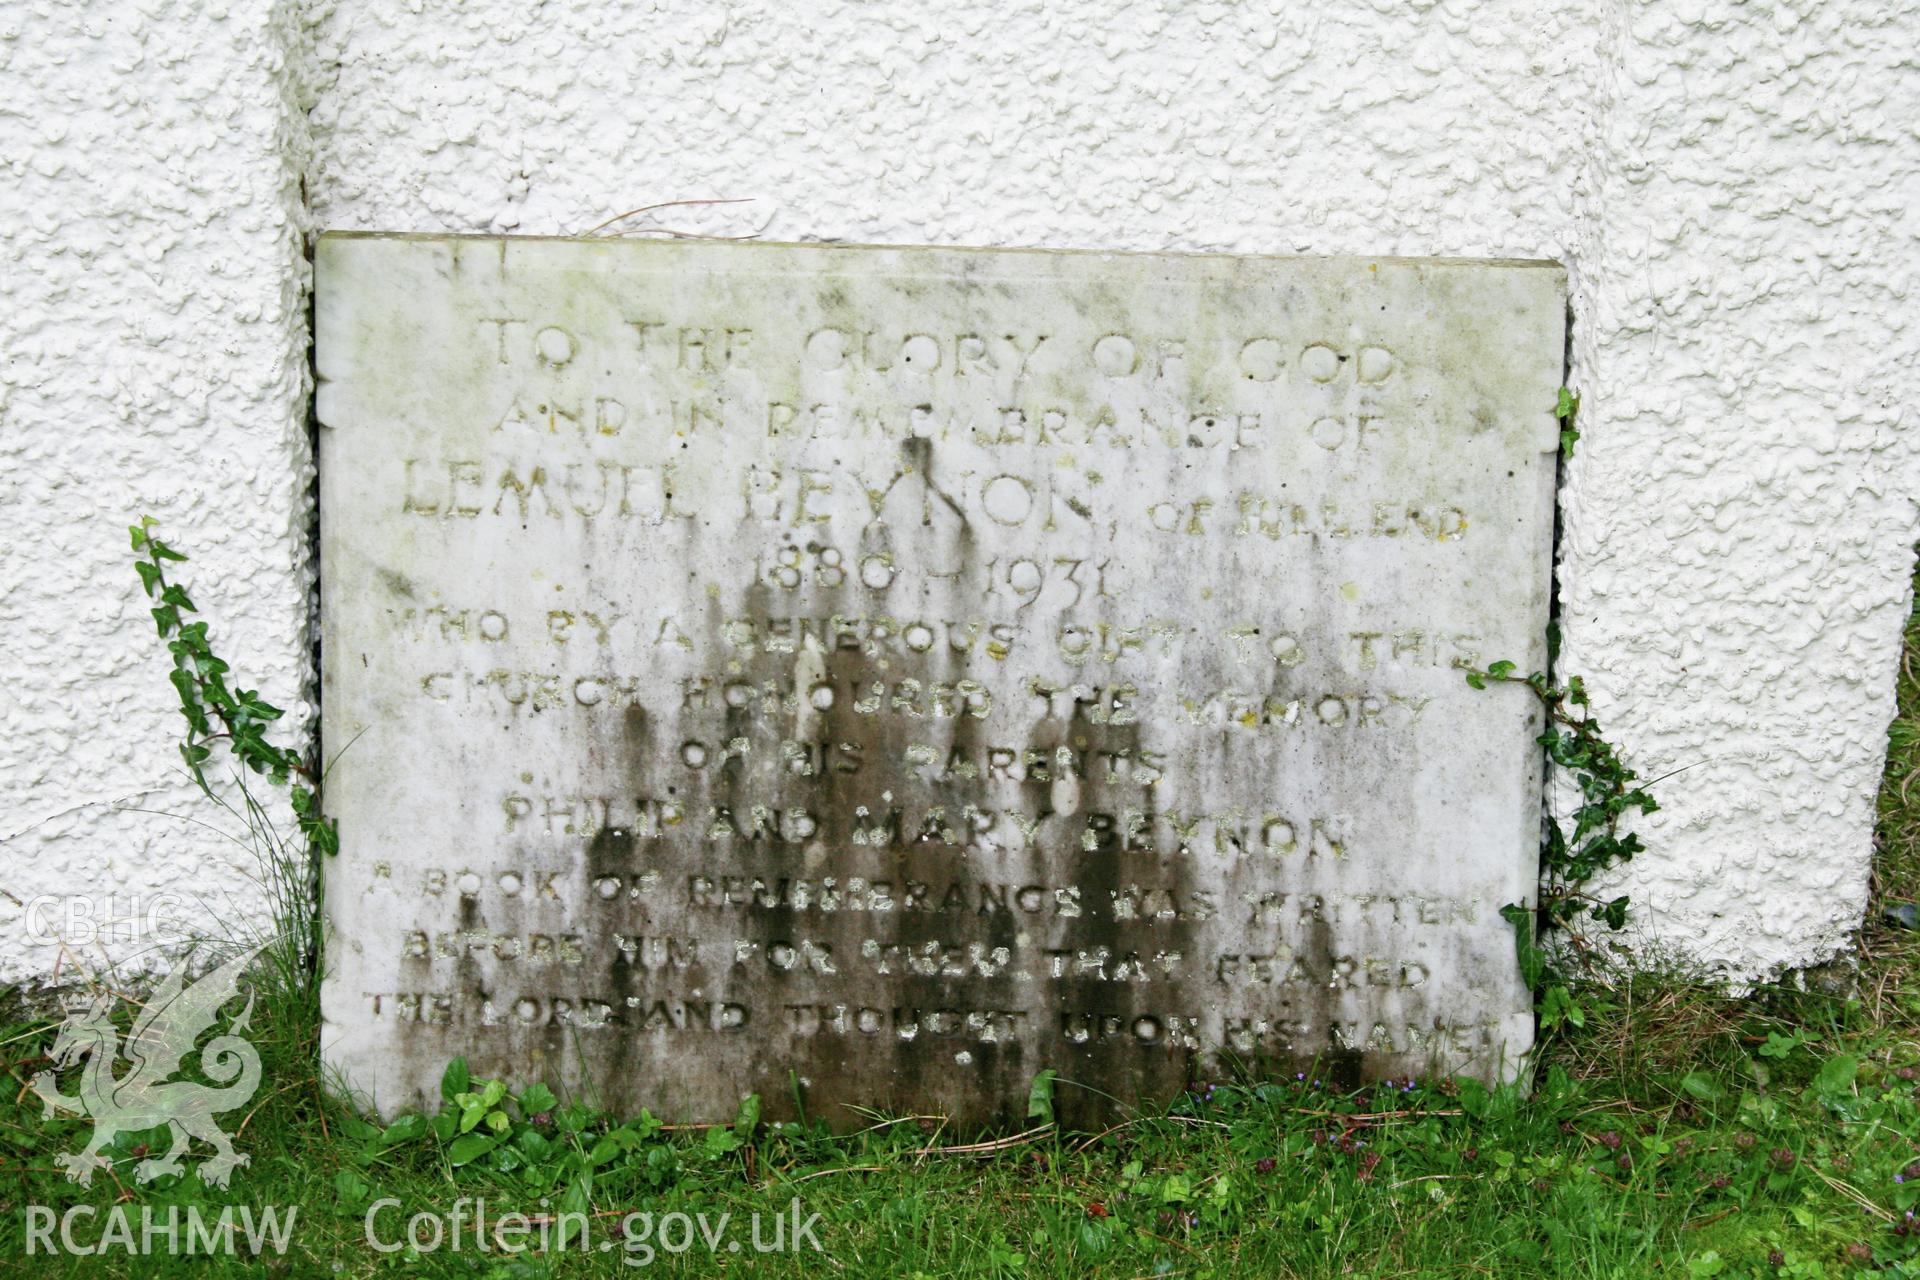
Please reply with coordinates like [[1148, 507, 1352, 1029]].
[[786, 1164, 888, 1184], [236, 1080, 304, 1137], [582, 198, 756, 237], [1814, 1169, 1894, 1222], [911, 1123, 1053, 1157]]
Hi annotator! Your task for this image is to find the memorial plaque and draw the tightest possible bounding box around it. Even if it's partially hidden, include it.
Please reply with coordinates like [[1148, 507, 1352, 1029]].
[[317, 235, 1563, 1126]]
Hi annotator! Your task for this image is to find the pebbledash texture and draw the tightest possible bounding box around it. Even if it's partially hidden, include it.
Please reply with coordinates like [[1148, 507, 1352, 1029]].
[[314, 234, 1562, 1123], [6, 1, 1913, 993]]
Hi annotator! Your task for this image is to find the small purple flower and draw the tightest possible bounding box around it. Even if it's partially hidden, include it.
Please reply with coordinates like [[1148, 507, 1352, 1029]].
[[1898, 1174, 1907, 1184]]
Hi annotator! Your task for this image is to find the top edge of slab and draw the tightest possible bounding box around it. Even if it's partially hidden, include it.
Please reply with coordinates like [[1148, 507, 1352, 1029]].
[[314, 231, 1565, 276]]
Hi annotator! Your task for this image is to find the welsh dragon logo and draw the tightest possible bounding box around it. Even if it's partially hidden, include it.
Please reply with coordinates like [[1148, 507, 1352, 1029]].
[[31, 944, 265, 1189]]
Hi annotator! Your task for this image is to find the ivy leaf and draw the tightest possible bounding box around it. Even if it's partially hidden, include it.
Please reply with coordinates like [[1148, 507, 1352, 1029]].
[[243, 692, 284, 720], [1541, 985, 1584, 1030], [446, 1132, 497, 1166], [379, 1114, 429, 1147], [517, 1082, 558, 1116], [1500, 904, 1546, 988], [441, 1057, 470, 1103], [1555, 388, 1581, 456], [331, 1169, 372, 1205], [555, 1176, 592, 1248], [1810, 1054, 1858, 1103], [1027, 1069, 1058, 1126], [1595, 896, 1630, 930], [1680, 1071, 1725, 1103], [734, 1093, 761, 1143], [554, 1100, 594, 1135]]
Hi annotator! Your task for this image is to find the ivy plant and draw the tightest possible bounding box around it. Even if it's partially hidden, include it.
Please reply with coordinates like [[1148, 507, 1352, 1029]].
[[1466, 642, 1659, 1030], [1556, 386, 1581, 457], [1467, 656, 1657, 936], [130, 516, 338, 856]]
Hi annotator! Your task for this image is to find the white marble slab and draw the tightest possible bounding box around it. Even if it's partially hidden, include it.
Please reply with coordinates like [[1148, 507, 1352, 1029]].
[[316, 235, 1563, 1124]]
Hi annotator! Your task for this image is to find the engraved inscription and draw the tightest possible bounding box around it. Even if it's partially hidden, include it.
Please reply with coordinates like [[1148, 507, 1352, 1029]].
[[318, 236, 1564, 1126]]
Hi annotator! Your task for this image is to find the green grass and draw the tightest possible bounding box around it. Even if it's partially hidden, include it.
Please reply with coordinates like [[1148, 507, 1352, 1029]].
[[1, 568, 1916, 1278], [1, 979, 1915, 1279]]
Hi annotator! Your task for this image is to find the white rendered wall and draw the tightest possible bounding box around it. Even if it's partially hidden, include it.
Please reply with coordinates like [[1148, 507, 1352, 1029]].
[[0, 1, 314, 981], [2, 0, 1914, 984]]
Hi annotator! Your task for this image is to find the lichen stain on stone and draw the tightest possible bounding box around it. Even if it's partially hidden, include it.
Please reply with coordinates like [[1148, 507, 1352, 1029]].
[[318, 237, 1562, 1123]]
